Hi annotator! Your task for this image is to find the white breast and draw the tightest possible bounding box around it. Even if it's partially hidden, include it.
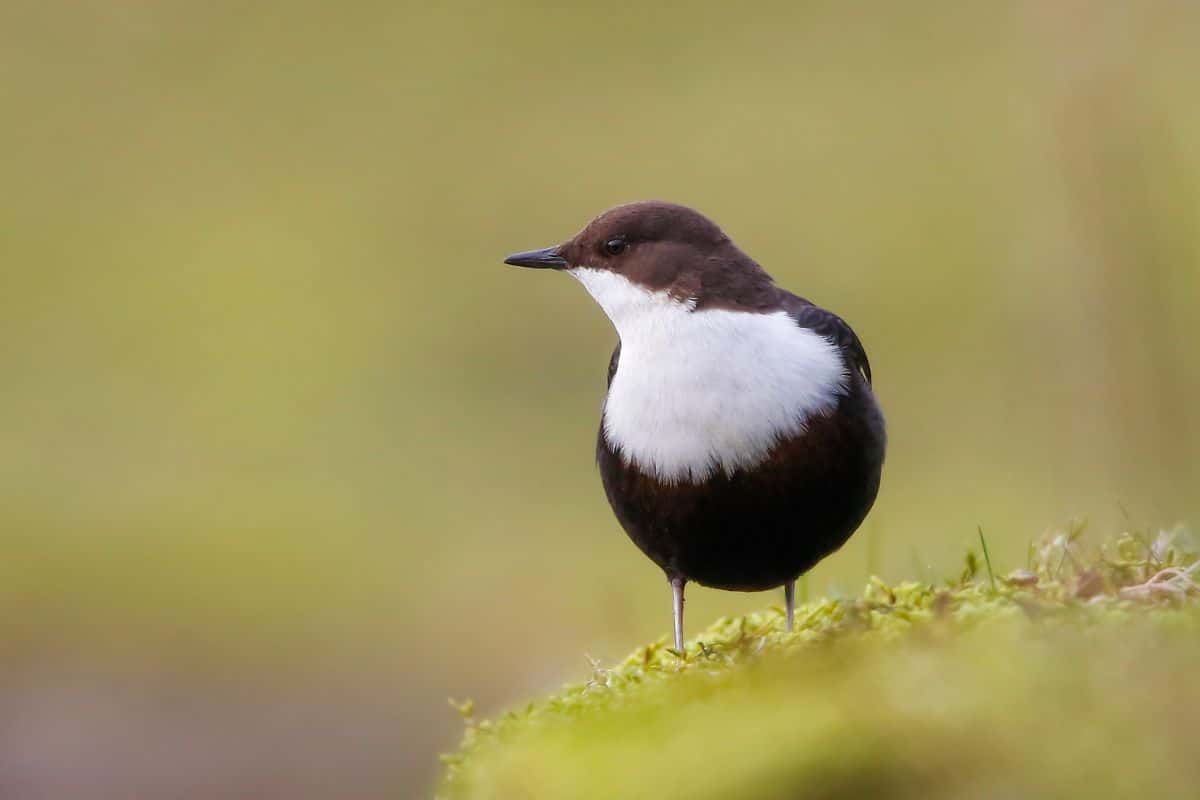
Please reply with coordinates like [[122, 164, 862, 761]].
[[569, 268, 848, 484]]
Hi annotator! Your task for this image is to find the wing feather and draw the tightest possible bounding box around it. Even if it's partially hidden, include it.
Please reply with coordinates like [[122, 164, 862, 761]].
[[783, 296, 873, 385]]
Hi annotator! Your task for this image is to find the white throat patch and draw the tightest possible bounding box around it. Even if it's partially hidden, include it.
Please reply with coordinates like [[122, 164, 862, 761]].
[[568, 268, 848, 484]]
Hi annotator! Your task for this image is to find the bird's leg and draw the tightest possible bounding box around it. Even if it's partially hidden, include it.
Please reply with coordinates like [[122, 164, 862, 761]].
[[784, 580, 796, 632], [671, 577, 686, 653]]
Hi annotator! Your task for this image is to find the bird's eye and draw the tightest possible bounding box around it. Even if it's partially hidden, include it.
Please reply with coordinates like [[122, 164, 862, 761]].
[[603, 238, 627, 256]]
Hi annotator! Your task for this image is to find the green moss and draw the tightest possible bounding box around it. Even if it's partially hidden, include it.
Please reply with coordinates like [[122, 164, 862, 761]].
[[439, 528, 1200, 799]]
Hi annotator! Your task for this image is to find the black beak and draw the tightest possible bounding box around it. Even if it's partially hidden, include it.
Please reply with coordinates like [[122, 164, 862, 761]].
[[503, 246, 568, 270]]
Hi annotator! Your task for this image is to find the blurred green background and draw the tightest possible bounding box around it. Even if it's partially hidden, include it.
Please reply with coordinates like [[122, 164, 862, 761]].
[[1, 1, 1197, 797]]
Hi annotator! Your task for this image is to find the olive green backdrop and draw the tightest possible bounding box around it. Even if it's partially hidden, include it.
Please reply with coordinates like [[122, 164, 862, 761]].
[[2, 1, 1197, 796]]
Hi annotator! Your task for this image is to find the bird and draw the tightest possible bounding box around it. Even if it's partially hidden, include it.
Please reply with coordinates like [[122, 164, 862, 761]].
[[504, 201, 885, 652]]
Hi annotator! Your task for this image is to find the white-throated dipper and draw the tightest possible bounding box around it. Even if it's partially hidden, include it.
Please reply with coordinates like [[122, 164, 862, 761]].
[[505, 201, 886, 651]]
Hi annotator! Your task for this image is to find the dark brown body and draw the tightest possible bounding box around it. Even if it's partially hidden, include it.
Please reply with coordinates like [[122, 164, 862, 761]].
[[597, 354, 885, 592]]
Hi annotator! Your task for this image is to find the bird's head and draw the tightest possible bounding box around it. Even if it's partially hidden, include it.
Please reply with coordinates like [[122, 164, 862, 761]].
[[504, 201, 775, 325]]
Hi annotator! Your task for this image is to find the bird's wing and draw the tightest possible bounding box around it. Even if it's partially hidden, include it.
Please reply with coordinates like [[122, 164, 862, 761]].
[[784, 296, 873, 385], [606, 342, 621, 388]]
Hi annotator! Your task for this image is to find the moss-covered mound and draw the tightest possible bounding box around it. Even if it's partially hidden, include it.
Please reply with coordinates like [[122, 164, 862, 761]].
[[439, 529, 1200, 799]]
